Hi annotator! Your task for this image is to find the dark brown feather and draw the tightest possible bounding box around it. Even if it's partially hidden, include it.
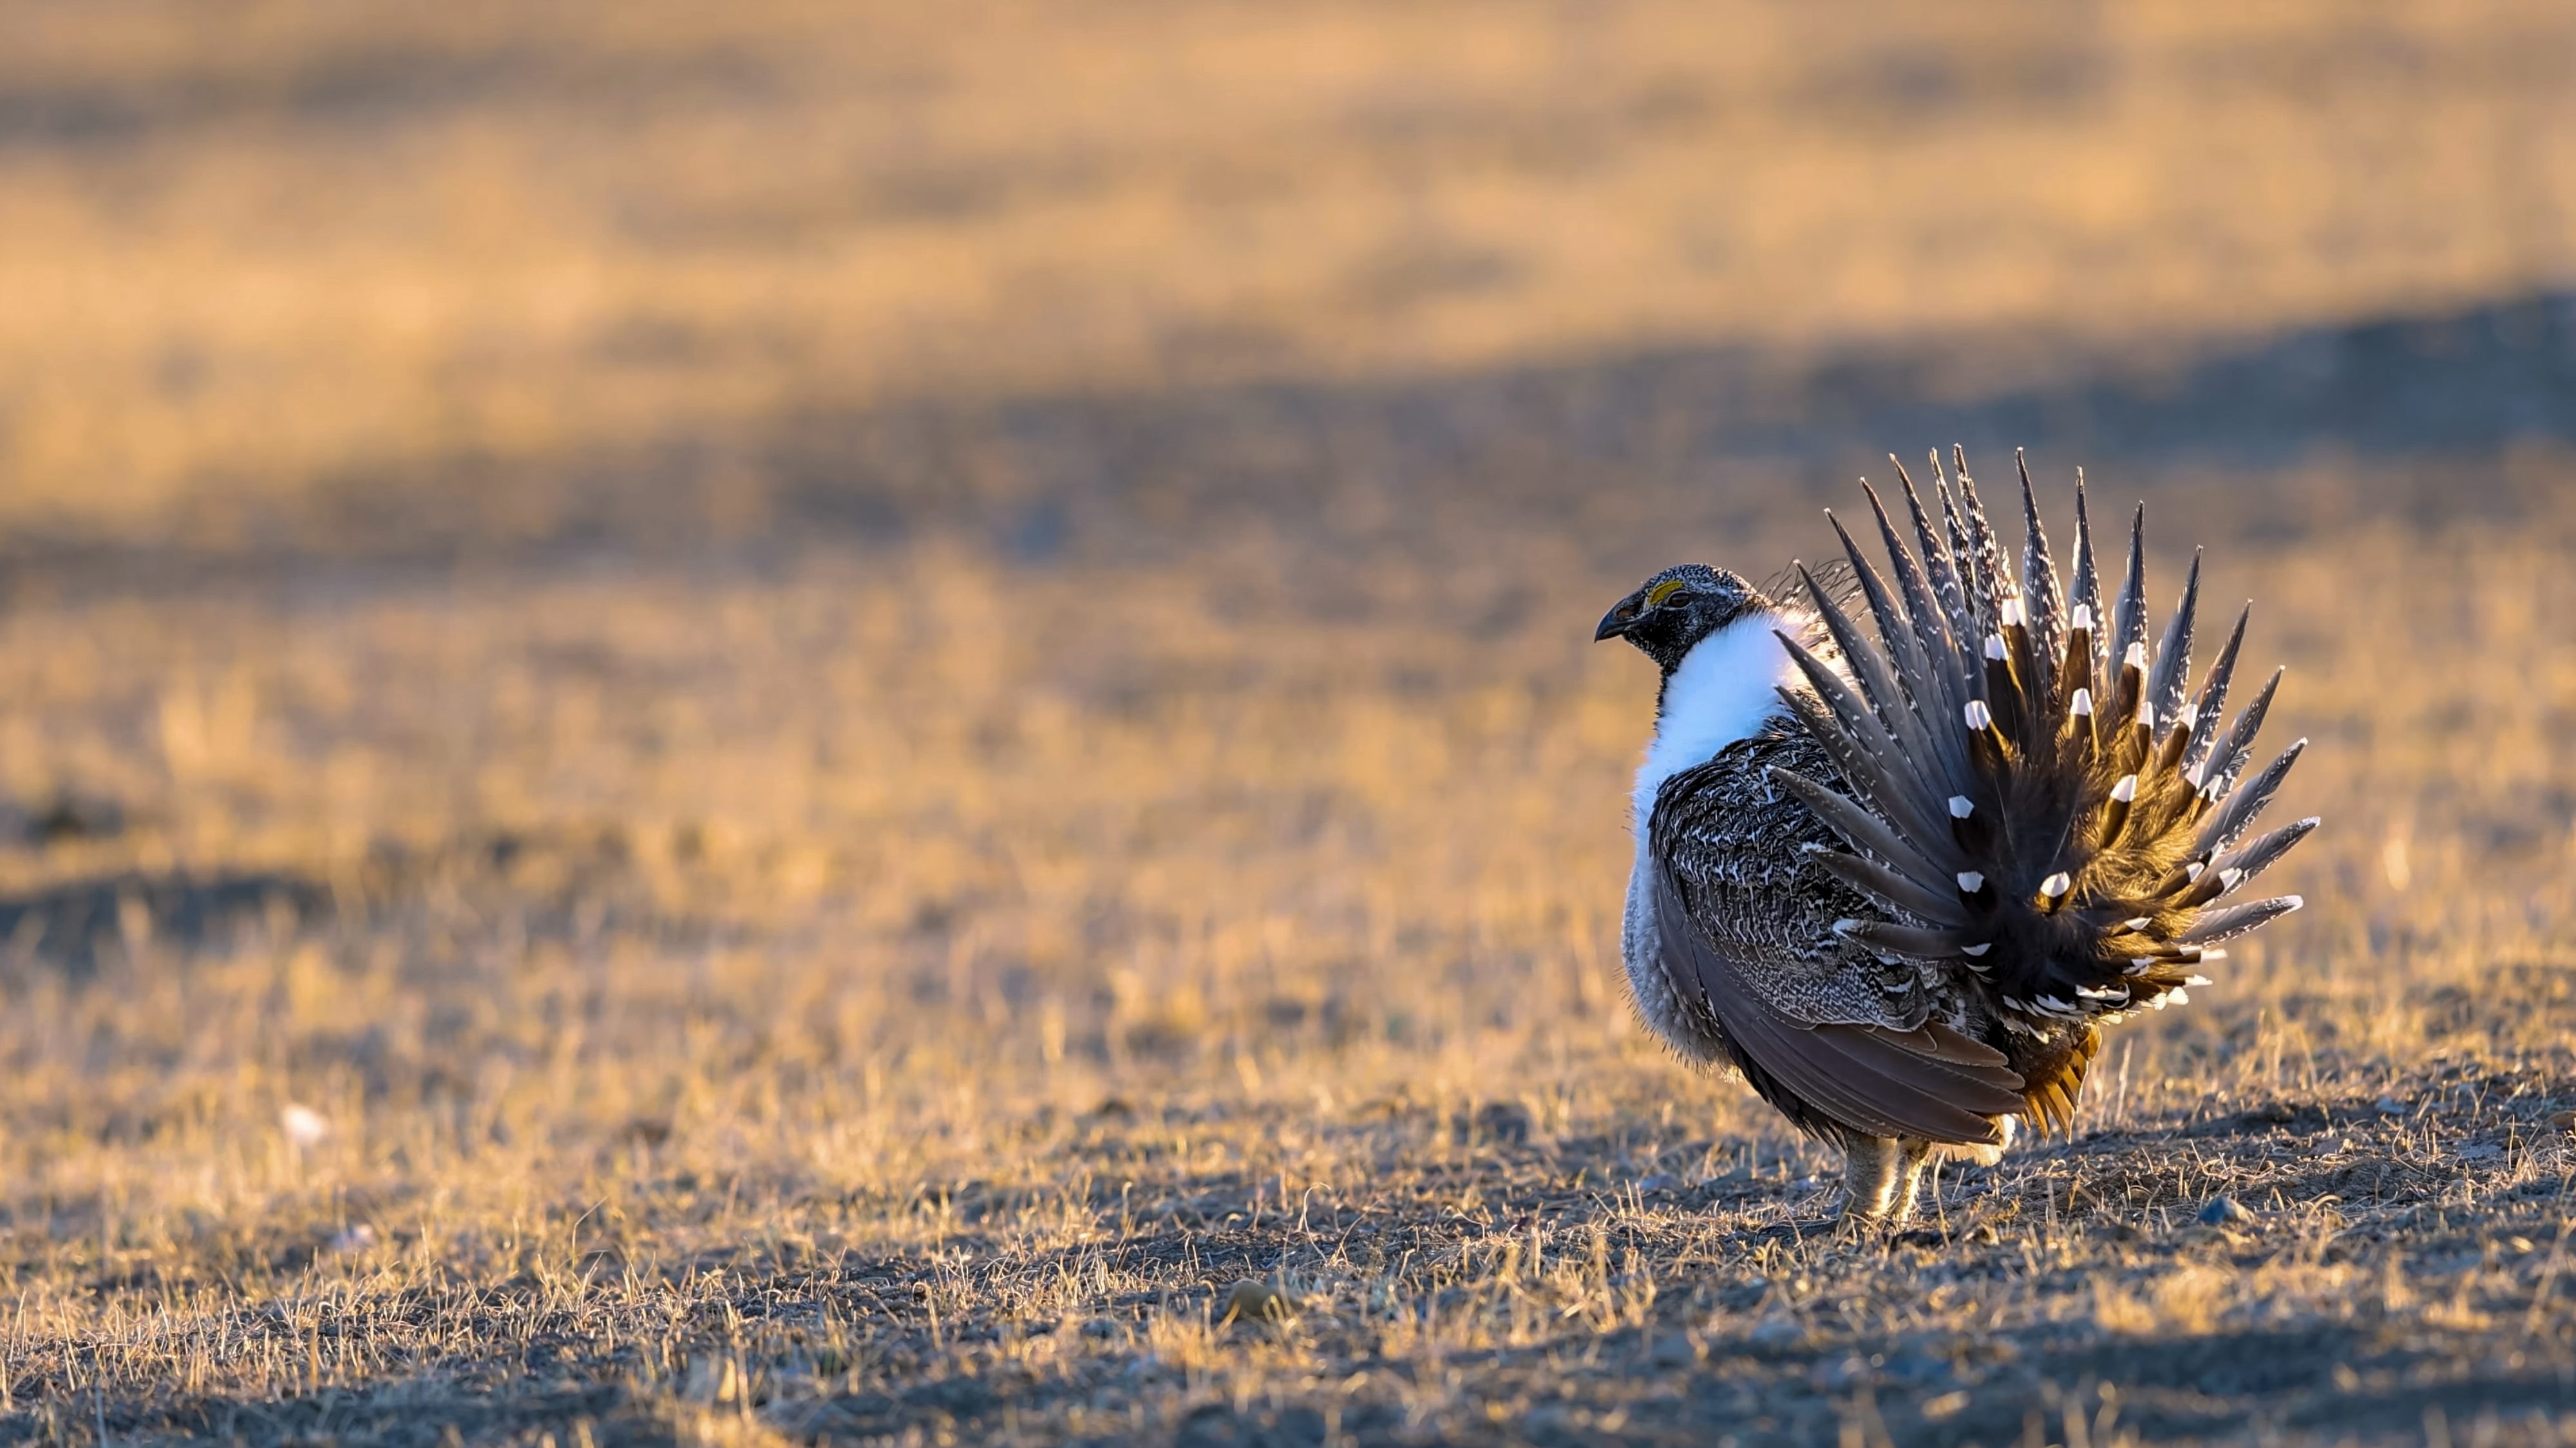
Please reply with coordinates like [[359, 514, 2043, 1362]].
[[1650, 869, 2023, 1145]]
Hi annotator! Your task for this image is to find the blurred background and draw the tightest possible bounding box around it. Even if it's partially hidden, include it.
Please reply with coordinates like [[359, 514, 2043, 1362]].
[[7, 0, 2575, 563], [3, 0, 2576, 1274]]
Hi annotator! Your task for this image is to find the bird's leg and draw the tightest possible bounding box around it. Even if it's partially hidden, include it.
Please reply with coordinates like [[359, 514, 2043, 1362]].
[[1837, 1136, 1904, 1228], [1887, 1136, 1937, 1225], [1837, 1136, 1939, 1234]]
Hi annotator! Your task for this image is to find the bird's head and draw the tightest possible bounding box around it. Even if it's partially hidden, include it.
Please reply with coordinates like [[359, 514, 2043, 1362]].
[[1593, 564, 1769, 673]]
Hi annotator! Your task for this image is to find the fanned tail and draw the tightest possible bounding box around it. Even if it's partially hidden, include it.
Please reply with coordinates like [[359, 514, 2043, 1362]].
[[1769, 449, 2316, 1133]]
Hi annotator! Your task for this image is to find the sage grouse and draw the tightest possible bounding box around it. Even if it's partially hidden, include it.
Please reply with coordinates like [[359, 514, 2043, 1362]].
[[1596, 451, 2313, 1228]]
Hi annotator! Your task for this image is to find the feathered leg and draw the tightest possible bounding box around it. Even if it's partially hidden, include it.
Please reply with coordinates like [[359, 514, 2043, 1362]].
[[1840, 1136, 1965, 1231], [1890, 1138, 1936, 1223], [1837, 1136, 1909, 1227]]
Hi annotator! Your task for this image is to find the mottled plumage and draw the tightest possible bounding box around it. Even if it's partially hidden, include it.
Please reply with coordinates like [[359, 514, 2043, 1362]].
[[1598, 449, 2316, 1227]]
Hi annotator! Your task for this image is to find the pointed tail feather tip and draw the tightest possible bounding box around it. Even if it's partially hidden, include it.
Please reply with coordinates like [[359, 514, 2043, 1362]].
[[1767, 458, 2315, 1036]]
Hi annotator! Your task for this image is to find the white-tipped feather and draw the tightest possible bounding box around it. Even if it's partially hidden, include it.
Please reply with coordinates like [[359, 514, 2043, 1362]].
[[1956, 872, 1985, 892], [2123, 641, 2148, 670], [2039, 872, 2072, 898], [1984, 633, 2007, 660], [1949, 795, 1975, 818], [2070, 602, 2095, 630], [1964, 699, 1993, 729], [2111, 774, 2138, 803], [2070, 688, 2094, 717]]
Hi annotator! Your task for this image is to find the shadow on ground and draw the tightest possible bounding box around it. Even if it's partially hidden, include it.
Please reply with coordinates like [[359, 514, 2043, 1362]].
[[8, 288, 2572, 595], [0, 870, 325, 976]]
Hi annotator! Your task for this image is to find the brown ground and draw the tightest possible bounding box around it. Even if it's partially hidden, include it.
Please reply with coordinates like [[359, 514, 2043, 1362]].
[[3, 5, 2575, 1445]]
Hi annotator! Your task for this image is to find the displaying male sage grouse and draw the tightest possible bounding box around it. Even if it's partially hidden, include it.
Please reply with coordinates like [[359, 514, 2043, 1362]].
[[1596, 450, 2314, 1230]]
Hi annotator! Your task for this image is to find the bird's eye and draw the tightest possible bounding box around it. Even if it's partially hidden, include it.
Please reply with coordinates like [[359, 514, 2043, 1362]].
[[1660, 589, 1696, 608]]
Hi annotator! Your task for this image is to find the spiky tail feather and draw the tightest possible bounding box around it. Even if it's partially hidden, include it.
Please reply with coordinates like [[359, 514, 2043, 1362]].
[[1771, 448, 2316, 1133]]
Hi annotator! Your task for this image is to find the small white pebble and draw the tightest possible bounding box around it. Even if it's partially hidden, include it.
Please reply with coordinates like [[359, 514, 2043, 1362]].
[[280, 1103, 331, 1149]]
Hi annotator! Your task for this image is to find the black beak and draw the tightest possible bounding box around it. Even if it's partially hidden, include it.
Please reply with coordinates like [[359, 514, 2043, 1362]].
[[1595, 591, 1646, 642]]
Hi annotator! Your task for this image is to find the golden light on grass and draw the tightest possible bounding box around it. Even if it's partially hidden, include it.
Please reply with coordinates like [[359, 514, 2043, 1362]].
[[0, 495, 2568, 1438], [1, 3, 2573, 1443], [4, 1, 2575, 544]]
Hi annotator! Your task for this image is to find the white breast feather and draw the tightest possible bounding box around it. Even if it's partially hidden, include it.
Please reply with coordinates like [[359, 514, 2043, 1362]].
[[1631, 610, 1807, 838], [1620, 607, 1811, 1064]]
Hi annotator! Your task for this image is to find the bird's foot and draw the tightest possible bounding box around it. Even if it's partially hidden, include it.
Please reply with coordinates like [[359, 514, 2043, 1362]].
[[1825, 1208, 1890, 1245]]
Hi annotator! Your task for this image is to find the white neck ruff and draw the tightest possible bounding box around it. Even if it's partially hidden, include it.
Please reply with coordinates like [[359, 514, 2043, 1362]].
[[1631, 610, 1804, 836]]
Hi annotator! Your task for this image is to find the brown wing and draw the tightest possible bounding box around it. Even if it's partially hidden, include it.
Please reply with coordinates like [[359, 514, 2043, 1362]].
[[1653, 867, 2024, 1145]]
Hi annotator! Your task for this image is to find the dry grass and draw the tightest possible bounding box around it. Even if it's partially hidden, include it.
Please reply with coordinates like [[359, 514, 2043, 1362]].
[[3, 484, 2573, 1445], [5, 4, 2576, 1446], [5, 0, 2576, 541]]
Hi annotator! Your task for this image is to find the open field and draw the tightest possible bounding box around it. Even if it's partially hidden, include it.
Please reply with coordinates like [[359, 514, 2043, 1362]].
[[5, 3, 2576, 1445], [5, 449, 2576, 1447], [7, 0, 2576, 549]]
